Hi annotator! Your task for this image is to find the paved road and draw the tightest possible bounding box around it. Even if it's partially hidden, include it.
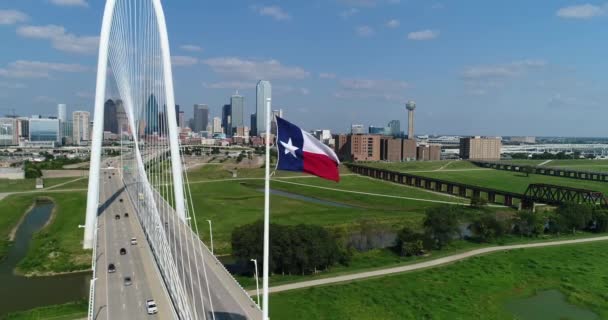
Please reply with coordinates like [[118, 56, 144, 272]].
[[93, 158, 174, 320], [254, 235, 608, 295], [133, 181, 262, 320]]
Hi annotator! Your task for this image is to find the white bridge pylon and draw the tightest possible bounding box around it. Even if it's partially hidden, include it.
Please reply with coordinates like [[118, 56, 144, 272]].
[[84, 0, 185, 249], [83, 0, 200, 319]]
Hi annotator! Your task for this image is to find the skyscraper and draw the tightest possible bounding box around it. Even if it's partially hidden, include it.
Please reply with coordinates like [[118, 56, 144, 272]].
[[250, 113, 257, 136], [222, 104, 232, 137], [351, 124, 365, 134], [178, 111, 185, 129], [212, 117, 222, 133], [388, 120, 401, 137], [256, 80, 271, 135], [193, 104, 209, 133], [73, 111, 90, 144], [57, 104, 66, 123], [230, 92, 244, 132], [116, 100, 128, 134], [145, 94, 159, 135], [406, 100, 416, 139], [57, 104, 67, 140], [103, 99, 118, 133]]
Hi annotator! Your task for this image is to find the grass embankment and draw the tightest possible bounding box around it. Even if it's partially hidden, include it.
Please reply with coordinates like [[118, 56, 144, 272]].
[[1, 300, 87, 320], [0, 195, 39, 260], [270, 241, 608, 319], [187, 167, 473, 254], [365, 160, 478, 172], [0, 177, 86, 193], [15, 192, 89, 276], [415, 169, 608, 196], [0, 191, 89, 274]]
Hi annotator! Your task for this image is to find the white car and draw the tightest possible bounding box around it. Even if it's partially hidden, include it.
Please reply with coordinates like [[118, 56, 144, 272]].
[[146, 299, 158, 315], [131, 238, 137, 245]]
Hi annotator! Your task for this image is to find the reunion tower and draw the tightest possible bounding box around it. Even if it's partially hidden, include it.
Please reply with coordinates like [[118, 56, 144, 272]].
[[406, 100, 416, 139]]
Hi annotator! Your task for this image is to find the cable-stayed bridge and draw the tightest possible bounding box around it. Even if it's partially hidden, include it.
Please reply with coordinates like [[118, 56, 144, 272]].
[[82, 1, 263, 319]]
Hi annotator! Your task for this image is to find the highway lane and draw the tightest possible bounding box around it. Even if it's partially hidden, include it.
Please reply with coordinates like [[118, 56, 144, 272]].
[[152, 188, 263, 320], [120, 169, 261, 320], [93, 158, 174, 320]]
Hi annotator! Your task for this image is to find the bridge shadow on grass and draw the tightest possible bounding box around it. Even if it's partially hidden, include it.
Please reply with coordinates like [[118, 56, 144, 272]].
[[97, 185, 126, 217], [210, 312, 247, 320]]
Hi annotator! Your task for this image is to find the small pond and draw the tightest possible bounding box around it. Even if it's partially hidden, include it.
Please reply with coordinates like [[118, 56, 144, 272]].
[[505, 289, 599, 320]]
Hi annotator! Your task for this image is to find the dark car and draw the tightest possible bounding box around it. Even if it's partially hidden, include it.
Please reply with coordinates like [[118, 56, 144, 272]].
[[119, 198, 123, 203], [124, 276, 132, 286], [114, 214, 120, 220], [120, 248, 127, 255], [108, 263, 116, 273], [124, 212, 129, 218]]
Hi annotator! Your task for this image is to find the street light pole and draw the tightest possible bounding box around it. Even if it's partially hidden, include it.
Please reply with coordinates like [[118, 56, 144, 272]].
[[251, 258, 261, 307], [207, 219, 214, 254]]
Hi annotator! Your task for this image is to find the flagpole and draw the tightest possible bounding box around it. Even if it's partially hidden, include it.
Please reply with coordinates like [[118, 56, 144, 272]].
[[263, 96, 272, 320]]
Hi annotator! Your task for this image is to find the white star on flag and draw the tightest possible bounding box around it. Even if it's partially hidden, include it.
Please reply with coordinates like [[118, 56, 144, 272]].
[[280, 138, 299, 158]]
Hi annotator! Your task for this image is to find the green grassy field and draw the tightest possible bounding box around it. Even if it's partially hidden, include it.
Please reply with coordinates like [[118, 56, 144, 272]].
[[270, 241, 608, 319], [365, 160, 478, 172], [2, 300, 87, 320], [414, 169, 608, 196], [0, 177, 86, 193], [0, 195, 41, 260], [186, 165, 473, 254], [8, 192, 89, 275]]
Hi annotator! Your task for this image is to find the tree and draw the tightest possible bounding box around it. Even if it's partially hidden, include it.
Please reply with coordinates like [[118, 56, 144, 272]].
[[470, 196, 487, 208], [231, 221, 348, 276], [423, 205, 461, 249], [470, 213, 507, 242], [513, 210, 545, 237], [555, 203, 593, 234], [396, 227, 426, 256], [591, 209, 608, 233]]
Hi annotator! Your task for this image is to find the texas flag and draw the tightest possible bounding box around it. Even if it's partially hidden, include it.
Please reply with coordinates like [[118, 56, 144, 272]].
[[276, 116, 340, 182]]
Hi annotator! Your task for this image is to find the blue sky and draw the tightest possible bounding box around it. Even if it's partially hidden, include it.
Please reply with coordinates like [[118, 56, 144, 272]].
[[0, 0, 608, 136]]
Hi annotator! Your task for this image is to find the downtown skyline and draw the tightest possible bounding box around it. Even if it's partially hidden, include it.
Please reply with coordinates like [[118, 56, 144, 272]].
[[0, 1, 608, 136]]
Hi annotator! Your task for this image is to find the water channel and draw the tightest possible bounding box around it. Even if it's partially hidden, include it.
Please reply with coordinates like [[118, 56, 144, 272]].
[[0, 200, 90, 316], [505, 289, 599, 320]]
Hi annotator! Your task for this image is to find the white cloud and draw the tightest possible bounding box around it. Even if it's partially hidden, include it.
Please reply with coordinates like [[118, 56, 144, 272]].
[[338, 0, 399, 7], [300, 88, 310, 95], [462, 59, 547, 80], [407, 29, 440, 40], [17, 24, 99, 54], [0, 60, 89, 79], [203, 81, 256, 89], [0, 10, 29, 25], [171, 56, 199, 67], [34, 95, 56, 103], [202, 57, 310, 80], [0, 82, 27, 89], [335, 78, 409, 101], [339, 8, 359, 18], [251, 5, 291, 21], [76, 91, 94, 99], [386, 19, 400, 28], [180, 44, 203, 52], [319, 72, 337, 79], [556, 3, 606, 19], [356, 25, 375, 37], [49, 0, 89, 7]]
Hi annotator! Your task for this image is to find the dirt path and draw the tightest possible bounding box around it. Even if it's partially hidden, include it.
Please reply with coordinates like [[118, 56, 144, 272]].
[[253, 235, 608, 295]]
